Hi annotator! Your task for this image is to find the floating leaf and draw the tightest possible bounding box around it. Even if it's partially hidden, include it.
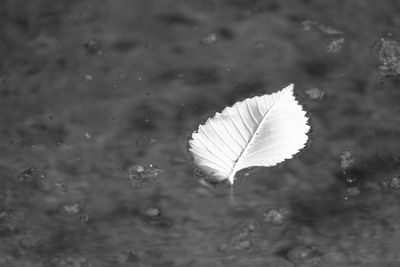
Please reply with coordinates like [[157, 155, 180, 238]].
[[189, 84, 309, 184]]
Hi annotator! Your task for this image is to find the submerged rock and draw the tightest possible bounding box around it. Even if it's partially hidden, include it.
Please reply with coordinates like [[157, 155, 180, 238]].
[[326, 37, 345, 53], [305, 88, 325, 100], [83, 74, 93, 83], [381, 176, 400, 191], [286, 245, 324, 266], [301, 20, 343, 35], [0, 208, 27, 223], [18, 234, 46, 250], [59, 201, 85, 215], [15, 167, 40, 183], [377, 37, 400, 77], [53, 181, 68, 193], [262, 207, 292, 226], [346, 186, 360, 196], [200, 33, 217, 45], [125, 164, 164, 189], [49, 255, 92, 267], [226, 221, 259, 253], [340, 150, 354, 169], [84, 38, 104, 56], [144, 207, 161, 217]]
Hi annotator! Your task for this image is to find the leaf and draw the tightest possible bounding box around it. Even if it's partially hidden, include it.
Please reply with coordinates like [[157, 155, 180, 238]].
[[189, 84, 309, 184]]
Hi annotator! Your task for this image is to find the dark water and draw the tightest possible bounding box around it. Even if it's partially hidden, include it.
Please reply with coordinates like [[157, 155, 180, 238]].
[[1, 1, 400, 266]]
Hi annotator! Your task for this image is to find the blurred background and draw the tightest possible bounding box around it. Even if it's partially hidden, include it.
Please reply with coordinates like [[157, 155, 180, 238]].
[[1, 0, 400, 266]]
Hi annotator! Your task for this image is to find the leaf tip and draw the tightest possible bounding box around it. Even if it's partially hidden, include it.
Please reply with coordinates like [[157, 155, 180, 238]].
[[284, 83, 295, 92]]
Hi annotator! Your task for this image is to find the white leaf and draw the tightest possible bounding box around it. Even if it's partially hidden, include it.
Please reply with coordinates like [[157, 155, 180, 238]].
[[189, 84, 309, 184]]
